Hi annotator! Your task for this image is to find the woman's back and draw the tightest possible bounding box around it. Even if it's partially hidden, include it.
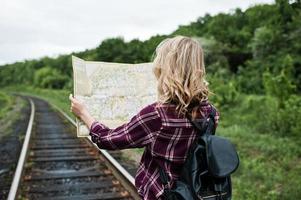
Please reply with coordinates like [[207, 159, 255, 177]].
[[134, 100, 219, 199]]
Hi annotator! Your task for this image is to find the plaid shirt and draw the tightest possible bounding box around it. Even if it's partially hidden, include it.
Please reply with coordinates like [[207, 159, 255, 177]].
[[89, 100, 219, 200]]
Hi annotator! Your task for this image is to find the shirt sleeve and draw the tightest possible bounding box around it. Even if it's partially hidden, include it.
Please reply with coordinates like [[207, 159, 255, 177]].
[[89, 103, 162, 150]]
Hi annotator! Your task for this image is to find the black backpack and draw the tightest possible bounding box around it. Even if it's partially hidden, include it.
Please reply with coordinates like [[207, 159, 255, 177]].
[[159, 106, 239, 200]]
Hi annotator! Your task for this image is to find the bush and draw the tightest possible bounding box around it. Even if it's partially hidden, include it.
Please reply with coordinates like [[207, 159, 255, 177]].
[[236, 57, 275, 95], [230, 92, 301, 138], [249, 54, 301, 137], [262, 55, 296, 108], [209, 74, 239, 109], [263, 95, 301, 137], [34, 67, 69, 89]]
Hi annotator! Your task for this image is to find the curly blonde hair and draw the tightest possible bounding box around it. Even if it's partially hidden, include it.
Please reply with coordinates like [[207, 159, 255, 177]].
[[152, 35, 210, 119]]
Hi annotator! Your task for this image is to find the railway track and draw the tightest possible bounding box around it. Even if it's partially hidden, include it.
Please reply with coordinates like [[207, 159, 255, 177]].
[[7, 96, 140, 200]]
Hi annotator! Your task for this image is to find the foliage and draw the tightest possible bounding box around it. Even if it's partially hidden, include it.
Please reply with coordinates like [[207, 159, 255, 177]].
[[0, 91, 13, 120], [256, 55, 300, 137], [236, 59, 266, 94], [220, 123, 301, 200], [264, 54, 295, 95], [250, 26, 280, 59], [209, 74, 239, 109], [33, 67, 69, 89]]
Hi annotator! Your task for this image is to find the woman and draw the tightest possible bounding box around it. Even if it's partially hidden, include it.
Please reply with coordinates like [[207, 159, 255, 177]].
[[69, 35, 219, 200]]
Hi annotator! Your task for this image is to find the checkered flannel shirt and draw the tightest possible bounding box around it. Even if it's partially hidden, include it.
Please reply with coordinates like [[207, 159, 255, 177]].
[[89, 100, 219, 199]]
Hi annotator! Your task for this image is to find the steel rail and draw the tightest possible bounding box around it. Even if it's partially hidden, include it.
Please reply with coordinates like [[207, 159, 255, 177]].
[[7, 97, 35, 200]]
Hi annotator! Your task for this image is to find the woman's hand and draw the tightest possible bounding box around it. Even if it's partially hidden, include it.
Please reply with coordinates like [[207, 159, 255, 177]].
[[69, 94, 87, 118], [69, 94, 96, 130]]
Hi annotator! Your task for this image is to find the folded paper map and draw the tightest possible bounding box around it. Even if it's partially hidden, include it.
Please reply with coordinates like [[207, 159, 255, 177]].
[[72, 56, 157, 137]]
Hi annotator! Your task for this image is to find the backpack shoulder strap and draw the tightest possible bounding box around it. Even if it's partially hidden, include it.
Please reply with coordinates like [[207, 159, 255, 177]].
[[207, 105, 216, 135], [186, 104, 216, 135]]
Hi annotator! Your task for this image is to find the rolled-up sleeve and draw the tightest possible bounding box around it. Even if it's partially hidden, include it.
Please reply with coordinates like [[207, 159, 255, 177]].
[[89, 103, 161, 150]]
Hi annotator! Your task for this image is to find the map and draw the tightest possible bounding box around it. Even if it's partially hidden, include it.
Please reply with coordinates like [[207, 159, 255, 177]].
[[72, 56, 157, 137]]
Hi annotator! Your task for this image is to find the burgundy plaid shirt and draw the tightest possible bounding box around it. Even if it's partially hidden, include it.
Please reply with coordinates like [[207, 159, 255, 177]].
[[89, 100, 219, 200]]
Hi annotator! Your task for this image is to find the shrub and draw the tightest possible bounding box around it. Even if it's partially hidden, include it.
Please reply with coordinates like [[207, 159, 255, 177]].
[[209, 75, 239, 109], [34, 67, 69, 89]]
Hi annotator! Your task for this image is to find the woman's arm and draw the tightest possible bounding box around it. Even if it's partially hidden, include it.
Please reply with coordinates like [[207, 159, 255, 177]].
[[69, 94, 161, 150], [89, 104, 161, 150]]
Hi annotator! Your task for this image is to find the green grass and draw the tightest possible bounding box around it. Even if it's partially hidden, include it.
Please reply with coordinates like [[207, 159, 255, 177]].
[[220, 125, 301, 199], [0, 91, 28, 140], [2, 85, 74, 119], [217, 95, 301, 199], [2, 84, 301, 199], [0, 91, 14, 120]]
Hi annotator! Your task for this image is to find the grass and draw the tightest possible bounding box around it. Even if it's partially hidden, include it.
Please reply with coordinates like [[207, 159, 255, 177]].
[[217, 94, 301, 199], [0, 91, 14, 120], [219, 124, 301, 199], [0, 91, 27, 140], [2, 84, 301, 199], [2, 84, 74, 120]]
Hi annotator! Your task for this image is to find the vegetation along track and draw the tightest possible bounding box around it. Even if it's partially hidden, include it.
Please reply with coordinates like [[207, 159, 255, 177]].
[[8, 96, 140, 200]]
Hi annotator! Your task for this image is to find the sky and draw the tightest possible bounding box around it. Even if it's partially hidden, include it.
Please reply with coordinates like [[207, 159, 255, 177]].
[[0, 0, 274, 65]]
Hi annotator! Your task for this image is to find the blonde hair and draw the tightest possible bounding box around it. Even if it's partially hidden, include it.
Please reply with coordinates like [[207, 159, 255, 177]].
[[152, 35, 209, 119]]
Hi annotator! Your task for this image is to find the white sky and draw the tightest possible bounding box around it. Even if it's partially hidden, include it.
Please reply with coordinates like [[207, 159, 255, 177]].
[[0, 0, 273, 65]]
